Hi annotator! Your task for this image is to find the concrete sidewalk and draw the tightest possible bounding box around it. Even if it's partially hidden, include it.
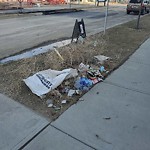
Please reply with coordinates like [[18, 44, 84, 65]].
[[0, 94, 49, 150], [23, 38, 150, 150]]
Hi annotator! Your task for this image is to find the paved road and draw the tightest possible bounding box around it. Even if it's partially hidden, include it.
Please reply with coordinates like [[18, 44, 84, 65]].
[[0, 6, 138, 59]]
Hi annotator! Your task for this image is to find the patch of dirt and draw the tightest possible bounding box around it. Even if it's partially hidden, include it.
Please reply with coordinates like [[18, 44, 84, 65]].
[[0, 15, 150, 121]]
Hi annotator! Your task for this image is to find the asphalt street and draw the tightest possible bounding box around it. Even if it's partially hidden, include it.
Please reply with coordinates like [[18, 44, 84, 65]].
[[0, 5, 138, 59]]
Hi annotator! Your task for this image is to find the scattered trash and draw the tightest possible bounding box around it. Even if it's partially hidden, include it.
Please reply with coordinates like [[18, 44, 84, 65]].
[[78, 63, 89, 72], [23, 68, 78, 97], [78, 36, 84, 44], [75, 90, 81, 95], [61, 100, 67, 104], [99, 66, 109, 74], [67, 89, 81, 97], [54, 48, 64, 61], [48, 104, 53, 108], [66, 69, 78, 79], [79, 98, 84, 101], [99, 66, 106, 73], [46, 99, 53, 105], [52, 105, 56, 108], [92, 77, 103, 83], [74, 77, 93, 91], [94, 55, 110, 64], [23, 59, 110, 100], [68, 89, 76, 97], [54, 107, 61, 110], [61, 87, 70, 93], [46, 99, 53, 107], [87, 68, 103, 80], [93, 41, 98, 47], [39, 95, 46, 99], [92, 78, 99, 84], [52, 105, 61, 110], [64, 81, 70, 86], [51, 90, 62, 98], [79, 65, 103, 85], [79, 77, 93, 88]]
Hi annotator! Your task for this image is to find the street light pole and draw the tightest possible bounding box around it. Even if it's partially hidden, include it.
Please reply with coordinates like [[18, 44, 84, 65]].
[[136, 0, 143, 29], [95, 0, 97, 6], [69, 0, 71, 8], [104, 0, 109, 35]]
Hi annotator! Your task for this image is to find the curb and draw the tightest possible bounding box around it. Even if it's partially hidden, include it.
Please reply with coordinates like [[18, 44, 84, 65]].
[[42, 8, 82, 15], [0, 8, 83, 15]]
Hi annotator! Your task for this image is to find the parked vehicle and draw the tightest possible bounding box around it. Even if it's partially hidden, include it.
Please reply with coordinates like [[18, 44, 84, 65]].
[[126, 0, 150, 15]]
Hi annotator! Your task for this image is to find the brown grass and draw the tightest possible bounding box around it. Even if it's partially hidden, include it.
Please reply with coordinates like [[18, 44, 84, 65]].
[[0, 15, 150, 120]]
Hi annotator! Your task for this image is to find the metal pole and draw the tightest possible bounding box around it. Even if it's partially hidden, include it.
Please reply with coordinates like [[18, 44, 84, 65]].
[[20, 2, 23, 13], [104, 0, 109, 34], [95, 0, 97, 6], [78, 0, 80, 5], [136, 0, 143, 29], [69, 0, 71, 8]]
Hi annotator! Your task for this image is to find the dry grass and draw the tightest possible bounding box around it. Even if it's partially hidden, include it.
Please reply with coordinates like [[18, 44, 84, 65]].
[[0, 15, 150, 120]]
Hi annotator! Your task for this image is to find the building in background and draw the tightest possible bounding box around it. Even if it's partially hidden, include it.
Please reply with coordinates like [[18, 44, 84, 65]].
[[0, 0, 128, 8]]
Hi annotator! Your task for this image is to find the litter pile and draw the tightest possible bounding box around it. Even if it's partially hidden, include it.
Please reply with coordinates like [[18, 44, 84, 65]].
[[23, 55, 111, 111]]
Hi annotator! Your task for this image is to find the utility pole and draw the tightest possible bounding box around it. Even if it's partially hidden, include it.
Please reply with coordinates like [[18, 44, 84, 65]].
[[69, 0, 71, 8], [95, 0, 97, 6], [136, 0, 143, 29], [104, 0, 109, 35], [78, 0, 80, 5]]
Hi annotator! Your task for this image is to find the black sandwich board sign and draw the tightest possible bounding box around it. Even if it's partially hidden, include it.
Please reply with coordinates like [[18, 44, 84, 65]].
[[71, 19, 86, 42]]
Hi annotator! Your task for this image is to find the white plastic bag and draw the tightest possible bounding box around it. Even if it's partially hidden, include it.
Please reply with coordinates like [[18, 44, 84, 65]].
[[23, 68, 77, 97]]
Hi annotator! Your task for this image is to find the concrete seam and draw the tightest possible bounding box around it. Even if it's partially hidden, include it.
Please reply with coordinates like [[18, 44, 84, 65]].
[[104, 81, 150, 96], [50, 125, 98, 150], [18, 122, 50, 150], [129, 59, 150, 66]]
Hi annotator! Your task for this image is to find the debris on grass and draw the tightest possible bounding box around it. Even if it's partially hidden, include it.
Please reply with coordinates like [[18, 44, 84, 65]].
[[23, 68, 78, 97], [61, 100, 67, 104], [68, 89, 76, 97], [0, 15, 149, 120], [78, 63, 89, 73], [54, 48, 64, 62], [94, 55, 110, 64], [74, 77, 93, 91], [48, 103, 53, 108]]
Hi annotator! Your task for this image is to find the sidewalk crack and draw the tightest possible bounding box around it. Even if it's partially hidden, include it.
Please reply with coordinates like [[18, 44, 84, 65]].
[[104, 81, 150, 96]]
